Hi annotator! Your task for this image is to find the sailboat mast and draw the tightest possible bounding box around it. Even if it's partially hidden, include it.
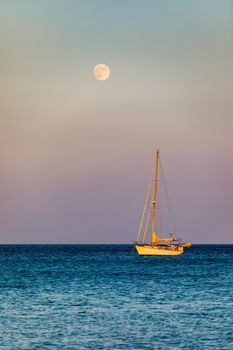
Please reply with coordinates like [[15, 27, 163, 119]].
[[151, 150, 159, 234]]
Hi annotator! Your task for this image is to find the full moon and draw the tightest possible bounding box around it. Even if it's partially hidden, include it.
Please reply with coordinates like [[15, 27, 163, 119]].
[[93, 64, 110, 81]]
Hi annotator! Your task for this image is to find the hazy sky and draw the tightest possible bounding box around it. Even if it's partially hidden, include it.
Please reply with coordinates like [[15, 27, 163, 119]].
[[1, 0, 233, 243]]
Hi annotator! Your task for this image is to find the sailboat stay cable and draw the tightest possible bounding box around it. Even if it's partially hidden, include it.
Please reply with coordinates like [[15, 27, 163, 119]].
[[136, 161, 154, 242], [157, 185, 162, 235], [142, 201, 152, 243], [159, 157, 177, 234]]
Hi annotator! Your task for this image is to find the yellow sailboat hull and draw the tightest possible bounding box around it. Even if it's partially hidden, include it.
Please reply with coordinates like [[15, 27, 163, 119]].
[[135, 245, 184, 256]]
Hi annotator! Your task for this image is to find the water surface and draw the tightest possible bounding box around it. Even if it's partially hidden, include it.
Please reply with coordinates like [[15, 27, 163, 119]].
[[0, 244, 232, 349]]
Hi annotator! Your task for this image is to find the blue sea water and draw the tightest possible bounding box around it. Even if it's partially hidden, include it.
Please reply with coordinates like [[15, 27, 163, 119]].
[[0, 245, 233, 350]]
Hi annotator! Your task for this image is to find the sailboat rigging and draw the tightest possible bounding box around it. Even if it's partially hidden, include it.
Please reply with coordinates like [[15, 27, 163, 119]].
[[134, 150, 191, 256]]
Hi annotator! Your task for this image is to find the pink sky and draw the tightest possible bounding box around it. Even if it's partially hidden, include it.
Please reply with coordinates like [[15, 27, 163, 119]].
[[1, 1, 233, 243]]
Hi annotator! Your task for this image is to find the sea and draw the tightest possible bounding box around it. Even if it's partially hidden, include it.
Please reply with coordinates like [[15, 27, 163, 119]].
[[0, 244, 232, 350]]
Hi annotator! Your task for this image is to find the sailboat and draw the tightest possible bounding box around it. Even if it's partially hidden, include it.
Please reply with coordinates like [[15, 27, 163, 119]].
[[134, 150, 192, 256]]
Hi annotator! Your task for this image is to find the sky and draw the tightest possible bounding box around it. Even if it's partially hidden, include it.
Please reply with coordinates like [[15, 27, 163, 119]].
[[0, 0, 233, 243]]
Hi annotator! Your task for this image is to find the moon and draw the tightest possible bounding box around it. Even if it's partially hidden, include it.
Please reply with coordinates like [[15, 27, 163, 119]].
[[93, 64, 110, 81]]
